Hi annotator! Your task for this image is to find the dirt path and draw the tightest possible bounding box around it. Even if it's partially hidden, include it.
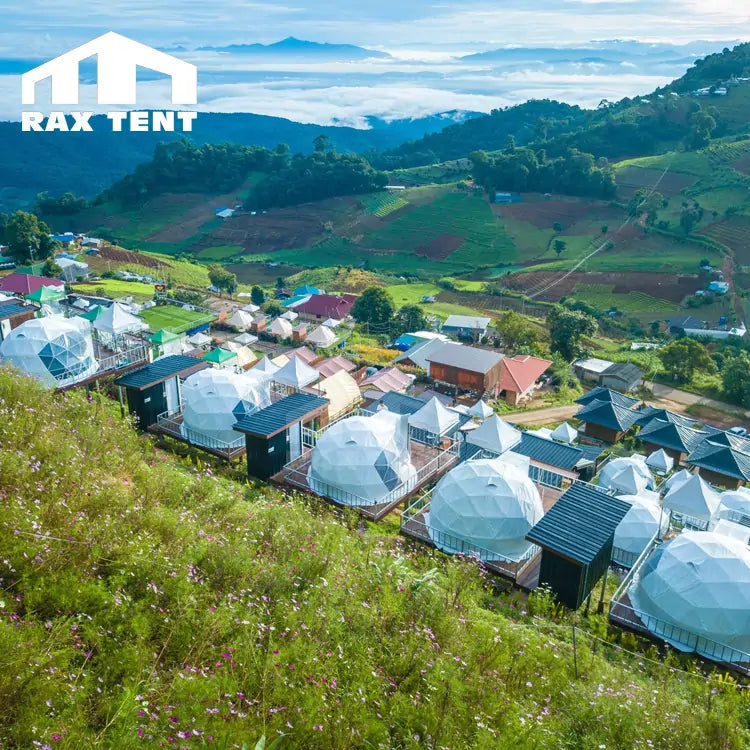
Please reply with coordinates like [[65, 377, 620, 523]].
[[505, 405, 579, 426]]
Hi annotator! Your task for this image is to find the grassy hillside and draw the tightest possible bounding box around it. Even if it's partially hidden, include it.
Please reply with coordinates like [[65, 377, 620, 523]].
[[1, 369, 748, 748]]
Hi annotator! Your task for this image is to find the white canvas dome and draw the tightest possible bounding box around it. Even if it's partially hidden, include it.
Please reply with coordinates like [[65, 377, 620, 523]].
[[630, 532, 750, 656], [427, 458, 543, 561], [598, 456, 653, 494], [612, 494, 670, 566], [0, 316, 97, 387], [307, 410, 417, 505], [717, 488, 750, 523], [180, 368, 271, 447]]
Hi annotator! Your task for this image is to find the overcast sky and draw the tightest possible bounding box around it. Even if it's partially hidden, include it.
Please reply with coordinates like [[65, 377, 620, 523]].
[[1, 0, 748, 55]]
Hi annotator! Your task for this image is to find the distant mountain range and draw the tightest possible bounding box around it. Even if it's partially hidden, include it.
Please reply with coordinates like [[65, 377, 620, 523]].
[[198, 36, 390, 60]]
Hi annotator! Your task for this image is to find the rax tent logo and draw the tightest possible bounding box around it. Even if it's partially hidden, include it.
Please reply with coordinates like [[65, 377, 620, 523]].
[[21, 32, 198, 132]]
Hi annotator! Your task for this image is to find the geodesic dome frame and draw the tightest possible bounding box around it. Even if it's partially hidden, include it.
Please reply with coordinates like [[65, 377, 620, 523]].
[[612, 494, 670, 567], [0, 316, 97, 388], [307, 410, 417, 506], [629, 531, 750, 657], [598, 455, 653, 494], [426, 458, 543, 562], [180, 368, 271, 448]]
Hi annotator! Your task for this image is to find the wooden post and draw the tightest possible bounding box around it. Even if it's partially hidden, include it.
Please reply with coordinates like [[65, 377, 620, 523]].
[[117, 385, 126, 418], [597, 565, 609, 615]]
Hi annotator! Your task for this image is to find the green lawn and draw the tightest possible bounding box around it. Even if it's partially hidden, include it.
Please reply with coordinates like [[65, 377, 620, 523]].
[[385, 283, 442, 306], [195, 245, 245, 261], [570, 283, 680, 313], [72, 279, 157, 302], [140, 305, 216, 334]]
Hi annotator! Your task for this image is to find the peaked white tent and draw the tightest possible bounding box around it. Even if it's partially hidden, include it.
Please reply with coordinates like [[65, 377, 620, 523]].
[[253, 355, 280, 376], [468, 399, 494, 421], [427, 458, 543, 562], [662, 473, 721, 527], [317, 370, 361, 420], [322, 318, 341, 329], [629, 531, 750, 656], [467, 414, 521, 455], [241, 303, 260, 313], [0, 316, 97, 388], [269, 317, 293, 339], [598, 456, 653, 494], [280, 310, 299, 321], [307, 325, 337, 348], [308, 410, 417, 505], [274, 356, 320, 388], [233, 332, 258, 346], [187, 331, 211, 348], [551, 422, 577, 444], [224, 342, 257, 369], [646, 448, 674, 474], [717, 488, 750, 524], [93, 301, 147, 336], [408, 396, 460, 436], [665, 468, 692, 492], [180, 368, 271, 448], [612, 494, 670, 567], [228, 309, 254, 331]]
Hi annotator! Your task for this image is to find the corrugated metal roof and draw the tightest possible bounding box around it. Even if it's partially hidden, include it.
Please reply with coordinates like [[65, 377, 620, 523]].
[[363, 391, 425, 415], [576, 398, 641, 432], [512, 433, 584, 471], [0, 302, 33, 318], [114, 355, 205, 389], [635, 407, 696, 428], [687, 439, 750, 481], [234, 393, 329, 437], [526, 483, 630, 564], [426, 343, 503, 374], [576, 386, 639, 409], [637, 418, 709, 453]]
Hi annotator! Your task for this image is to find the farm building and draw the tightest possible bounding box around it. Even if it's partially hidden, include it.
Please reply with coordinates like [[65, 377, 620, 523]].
[[686, 432, 750, 489], [56, 257, 90, 280], [573, 358, 614, 384], [114, 355, 206, 430], [599, 362, 643, 393], [668, 315, 705, 335], [426, 343, 504, 396], [294, 293, 357, 322], [0, 300, 36, 341], [235, 392, 330, 480], [612, 532, 750, 673], [496, 354, 551, 405], [441, 314, 491, 339], [361, 366, 414, 395], [526, 482, 630, 610]]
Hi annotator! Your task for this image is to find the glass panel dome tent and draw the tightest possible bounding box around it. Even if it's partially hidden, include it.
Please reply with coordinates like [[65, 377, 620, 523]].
[[180, 368, 271, 448], [629, 531, 750, 657], [307, 410, 417, 506], [0, 316, 98, 388], [426, 457, 544, 562]]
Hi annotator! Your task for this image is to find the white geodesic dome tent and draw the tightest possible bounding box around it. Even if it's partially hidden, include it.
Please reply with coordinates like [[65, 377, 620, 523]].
[[307, 410, 417, 505], [598, 455, 653, 494], [629, 531, 750, 656], [717, 488, 750, 524], [426, 458, 543, 561], [180, 368, 271, 447], [0, 316, 97, 387], [612, 494, 670, 567]]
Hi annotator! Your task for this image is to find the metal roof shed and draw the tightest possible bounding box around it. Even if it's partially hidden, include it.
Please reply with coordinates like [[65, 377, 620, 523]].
[[526, 483, 630, 609], [114, 355, 206, 429], [234, 392, 329, 480]]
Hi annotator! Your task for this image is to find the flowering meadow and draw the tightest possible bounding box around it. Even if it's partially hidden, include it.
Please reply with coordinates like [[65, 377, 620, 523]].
[[0, 368, 748, 749]]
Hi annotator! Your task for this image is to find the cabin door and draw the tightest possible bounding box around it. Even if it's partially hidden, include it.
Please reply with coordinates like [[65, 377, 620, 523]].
[[165, 376, 179, 414], [288, 421, 302, 461]]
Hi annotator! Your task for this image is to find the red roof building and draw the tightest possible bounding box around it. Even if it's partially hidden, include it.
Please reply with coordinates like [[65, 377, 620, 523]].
[[294, 293, 357, 321], [315, 355, 356, 378], [361, 366, 413, 395], [497, 354, 552, 405], [285, 346, 319, 365], [0, 273, 64, 296]]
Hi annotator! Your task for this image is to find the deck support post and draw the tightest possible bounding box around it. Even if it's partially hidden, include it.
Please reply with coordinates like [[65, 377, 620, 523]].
[[597, 565, 609, 615]]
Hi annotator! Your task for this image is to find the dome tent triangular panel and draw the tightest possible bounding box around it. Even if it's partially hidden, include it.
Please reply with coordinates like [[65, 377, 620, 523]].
[[629, 531, 750, 656], [408, 396, 460, 436], [0, 316, 97, 387], [597, 455, 653, 494], [426, 457, 543, 561], [180, 368, 271, 448], [307, 410, 417, 506]]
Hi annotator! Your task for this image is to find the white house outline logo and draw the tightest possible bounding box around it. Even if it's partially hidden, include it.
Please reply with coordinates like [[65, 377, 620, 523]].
[[22, 32, 197, 106]]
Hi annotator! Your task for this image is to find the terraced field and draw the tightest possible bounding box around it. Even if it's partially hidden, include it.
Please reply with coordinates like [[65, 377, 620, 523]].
[[359, 191, 409, 217], [699, 217, 750, 263], [569, 283, 680, 313]]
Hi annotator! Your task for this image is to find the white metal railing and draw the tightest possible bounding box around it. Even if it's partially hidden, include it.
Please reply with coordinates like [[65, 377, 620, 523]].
[[154, 409, 245, 454], [609, 538, 750, 673], [96, 343, 149, 373], [400, 493, 540, 579], [301, 408, 363, 448]]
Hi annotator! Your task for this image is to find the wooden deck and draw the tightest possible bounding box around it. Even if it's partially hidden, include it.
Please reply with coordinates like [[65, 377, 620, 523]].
[[148, 413, 246, 461], [274, 440, 459, 521]]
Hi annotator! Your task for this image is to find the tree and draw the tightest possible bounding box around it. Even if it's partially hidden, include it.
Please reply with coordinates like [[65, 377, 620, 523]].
[[264, 300, 283, 317], [207, 265, 238, 296], [680, 205, 703, 235], [5, 211, 55, 263], [553, 239, 566, 257], [276, 276, 284, 289], [649, 320, 661, 337], [313, 134, 331, 153], [41, 256, 62, 279], [351, 286, 395, 328], [552, 222, 563, 233], [395, 304, 427, 335], [250, 285, 266, 306], [601, 224, 608, 234], [722, 353, 750, 406], [658, 338, 715, 383], [495, 310, 538, 354], [627, 189, 665, 218], [547, 306, 597, 360]]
